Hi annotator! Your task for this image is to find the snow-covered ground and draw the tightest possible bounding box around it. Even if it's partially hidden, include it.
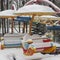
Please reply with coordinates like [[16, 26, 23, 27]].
[[0, 48, 60, 60]]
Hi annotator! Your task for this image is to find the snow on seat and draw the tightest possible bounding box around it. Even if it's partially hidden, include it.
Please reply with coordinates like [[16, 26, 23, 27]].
[[31, 42, 53, 49], [23, 34, 52, 43], [4, 33, 26, 48]]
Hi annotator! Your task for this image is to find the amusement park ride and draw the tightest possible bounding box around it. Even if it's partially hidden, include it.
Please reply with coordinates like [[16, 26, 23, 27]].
[[1, 0, 60, 56], [16, 0, 60, 56], [22, 34, 56, 56]]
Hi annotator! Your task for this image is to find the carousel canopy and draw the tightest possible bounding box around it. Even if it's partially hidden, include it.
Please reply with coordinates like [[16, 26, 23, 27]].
[[39, 15, 60, 20], [33, 15, 60, 24], [14, 4, 56, 16]]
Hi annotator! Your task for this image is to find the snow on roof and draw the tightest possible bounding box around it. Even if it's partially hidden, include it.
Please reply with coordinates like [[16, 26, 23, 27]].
[[40, 15, 56, 18], [0, 10, 16, 16], [15, 4, 55, 14]]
